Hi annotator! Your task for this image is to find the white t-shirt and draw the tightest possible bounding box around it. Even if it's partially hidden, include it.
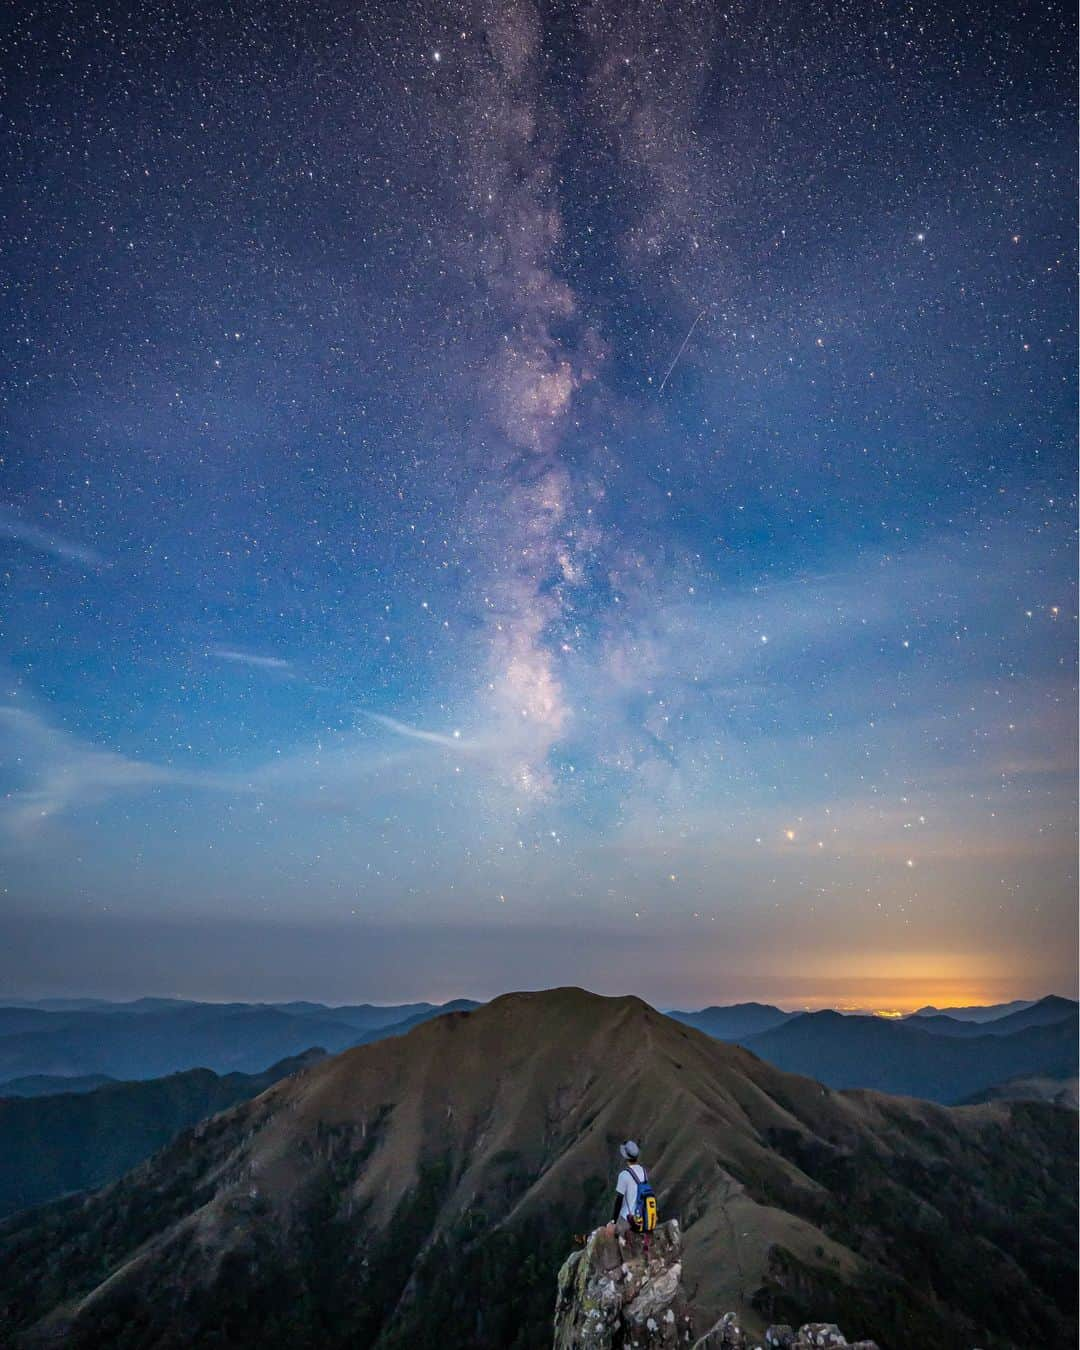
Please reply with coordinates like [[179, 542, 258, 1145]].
[[615, 1163, 645, 1220]]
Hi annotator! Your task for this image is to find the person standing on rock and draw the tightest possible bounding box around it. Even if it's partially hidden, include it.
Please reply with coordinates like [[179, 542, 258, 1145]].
[[604, 1139, 657, 1239]]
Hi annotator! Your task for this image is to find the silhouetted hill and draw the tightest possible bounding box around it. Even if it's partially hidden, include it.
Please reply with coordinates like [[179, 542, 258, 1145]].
[[908, 999, 1034, 1022], [0, 998, 136, 1013], [0, 989, 1074, 1350], [0, 1074, 115, 1099], [904, 1012, 991, 1037], [0, 997, 458, 1028], [742, 1008, 1078, 1102], [0, 1009, 78, 1038], [905, 995, 1078, 1040], [0, 1049, 327, 1219], [349, 998, 481, 1045], [665, 1002, 794, 1040], [266, 1001, 445, 1032], [0, 1006, 358, 1081], [0, 999, 479, 1084], [979, 994, 1078, 1033]]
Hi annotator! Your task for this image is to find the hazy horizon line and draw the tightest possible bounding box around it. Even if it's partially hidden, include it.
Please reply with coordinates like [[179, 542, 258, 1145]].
[[1, 986, 1072, 1019]]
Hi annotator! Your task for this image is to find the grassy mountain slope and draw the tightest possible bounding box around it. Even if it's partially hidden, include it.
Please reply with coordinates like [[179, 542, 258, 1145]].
[[0, 988, 1074, 1350], [961, 1074, 1079, 1109], [0, 1050, 326, 1218]]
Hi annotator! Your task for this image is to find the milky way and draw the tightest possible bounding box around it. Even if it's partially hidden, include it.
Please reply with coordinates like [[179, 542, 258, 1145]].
[[1, 0, 1076, 1007]]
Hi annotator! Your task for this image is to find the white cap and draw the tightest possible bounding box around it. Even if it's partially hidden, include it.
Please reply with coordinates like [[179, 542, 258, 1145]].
[[620, 1139, 640, 1160]]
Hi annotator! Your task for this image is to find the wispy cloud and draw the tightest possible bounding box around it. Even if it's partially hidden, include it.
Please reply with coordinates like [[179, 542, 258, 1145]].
[[209, 648, 293, 673], [1, 519, 1069, 864], [0, 506, 108, 568], [0, 703, 476, 838], [0, 706, 192, 836]]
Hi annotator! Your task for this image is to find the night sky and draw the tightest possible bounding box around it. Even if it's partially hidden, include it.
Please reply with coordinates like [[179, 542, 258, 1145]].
[[2, 0, 1076, 1009]]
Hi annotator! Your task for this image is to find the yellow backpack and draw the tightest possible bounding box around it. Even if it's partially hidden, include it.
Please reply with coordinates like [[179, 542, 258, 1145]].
[[626, 1164, 658, 1232]]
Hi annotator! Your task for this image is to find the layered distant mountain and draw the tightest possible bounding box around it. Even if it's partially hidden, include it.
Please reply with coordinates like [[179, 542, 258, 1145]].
[[1, 989, 1074, 1349], [0, 1049, 325, 1219], [0, 1073, 115, 1098], [0, 998, 479, 1084], [665, 995, 1079, 1103], [664, 1001, 795, 1040], [903, 994, 1078, 1038], [738, 999, 1078, 1103], [908, 998, 1035, 1022], [3, 993, 1072, 1108]]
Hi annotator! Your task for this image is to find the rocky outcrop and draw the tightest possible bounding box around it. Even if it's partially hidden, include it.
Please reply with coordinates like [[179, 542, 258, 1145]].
[[553, 1224, 879, 1350], [554, 1220, 693, 1348], [694, 1314, 880, 1349]]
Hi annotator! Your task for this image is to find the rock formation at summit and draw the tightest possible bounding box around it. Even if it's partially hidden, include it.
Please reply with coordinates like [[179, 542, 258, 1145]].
[[554, 1220, 693, 1348], [553, 1219, 881, 1350]]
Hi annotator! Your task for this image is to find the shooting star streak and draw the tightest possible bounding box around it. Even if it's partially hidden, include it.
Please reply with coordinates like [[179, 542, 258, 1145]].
[[363, 711, 472, 749], [657, 309, 707, 395]]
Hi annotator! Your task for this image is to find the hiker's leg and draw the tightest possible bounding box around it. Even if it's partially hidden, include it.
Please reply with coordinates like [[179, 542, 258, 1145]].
[[615, 1217, 638, 1255]]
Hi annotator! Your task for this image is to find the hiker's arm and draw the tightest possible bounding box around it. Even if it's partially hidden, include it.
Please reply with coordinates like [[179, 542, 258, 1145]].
[[610, 1189, 623, 1224]]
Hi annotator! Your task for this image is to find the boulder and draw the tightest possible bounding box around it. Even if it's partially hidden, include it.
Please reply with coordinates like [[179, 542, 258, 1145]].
[[796, 1326, 848, 1348], [764, 1327, 797, 1348], [701, 1311, 748, 1346], [553, 1220, 693, 1348], [552, 1225, 879, 1350], [690, 1318, 877, 1350]]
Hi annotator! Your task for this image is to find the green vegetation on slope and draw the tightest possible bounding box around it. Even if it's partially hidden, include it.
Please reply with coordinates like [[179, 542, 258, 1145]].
[[0, 1050, 323, 1217]]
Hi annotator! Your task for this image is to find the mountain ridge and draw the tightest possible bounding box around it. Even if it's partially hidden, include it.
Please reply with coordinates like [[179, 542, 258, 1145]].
[[0, 1048, 327, 1219], [1, 987, 1074, 1349], [664, 1001, 795, 1041], [908, 999, 1036, 1022], [903, 995, 1078, 1040], [0, 1073, 116, 1098], [740, 1002, 1077, 1102]]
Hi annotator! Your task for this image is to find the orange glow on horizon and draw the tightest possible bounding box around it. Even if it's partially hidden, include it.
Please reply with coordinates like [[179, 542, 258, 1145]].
[[747, 950, 1040, 1014], [746, 978, 1038, 1015], [785, 990, 1017, 1014], [794, 989, 1010, 1012]]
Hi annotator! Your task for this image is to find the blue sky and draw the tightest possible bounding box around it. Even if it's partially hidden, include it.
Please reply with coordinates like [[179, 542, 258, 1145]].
[[1, 0, 1075, 1006]]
